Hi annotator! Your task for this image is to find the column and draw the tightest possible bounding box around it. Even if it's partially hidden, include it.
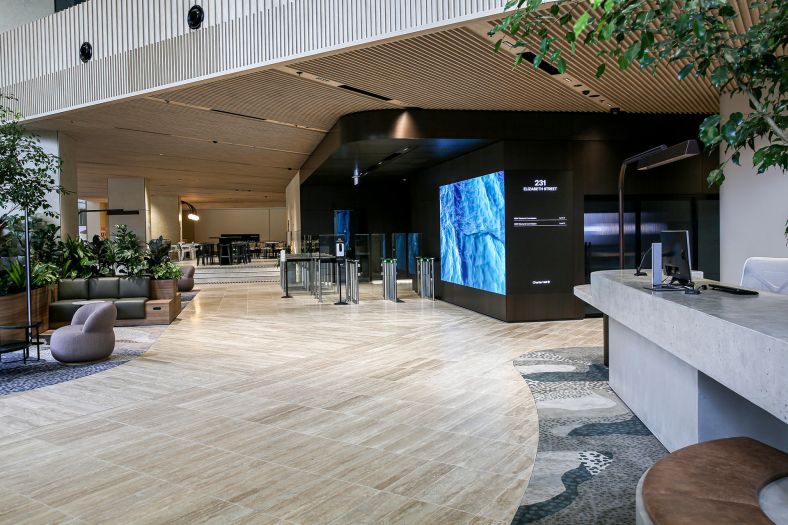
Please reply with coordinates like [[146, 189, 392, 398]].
[[719, 93, 788, 282], [84, 200, 108, 239], [107, 177, 150, 242], [149, 193, 182, 243], [286, 172, 301, 252], [23, 131, 79, 240], [57, 133, 79, 239]]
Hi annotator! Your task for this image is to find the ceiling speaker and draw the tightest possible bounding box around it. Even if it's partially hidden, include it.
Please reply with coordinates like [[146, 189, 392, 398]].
[[79, 41, 92, 63], [187, 5, 204, 30]]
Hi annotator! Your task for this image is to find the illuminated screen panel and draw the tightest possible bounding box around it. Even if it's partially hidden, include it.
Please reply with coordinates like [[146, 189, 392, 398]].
[[439, 171, 506, 295]]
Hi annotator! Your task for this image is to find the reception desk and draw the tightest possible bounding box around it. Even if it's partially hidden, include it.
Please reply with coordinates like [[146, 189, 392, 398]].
[[576, 271, 787, 452]]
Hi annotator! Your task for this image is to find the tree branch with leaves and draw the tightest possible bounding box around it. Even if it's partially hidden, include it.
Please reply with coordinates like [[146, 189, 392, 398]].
[[490, 0, 786, 235], [0, 94, 64, 220]]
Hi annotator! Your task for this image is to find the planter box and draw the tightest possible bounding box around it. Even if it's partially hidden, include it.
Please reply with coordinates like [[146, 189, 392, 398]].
[[150, 279, 177, 300], [0, 286, 51, 345]]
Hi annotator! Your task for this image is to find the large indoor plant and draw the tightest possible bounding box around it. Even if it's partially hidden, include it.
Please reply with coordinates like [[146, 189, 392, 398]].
[[0, 93, 63, 338]]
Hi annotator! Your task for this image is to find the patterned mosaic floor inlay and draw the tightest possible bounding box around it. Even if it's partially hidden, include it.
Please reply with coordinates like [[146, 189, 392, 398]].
[[0, 326, 165, 396], [512, 347, 667, 524]]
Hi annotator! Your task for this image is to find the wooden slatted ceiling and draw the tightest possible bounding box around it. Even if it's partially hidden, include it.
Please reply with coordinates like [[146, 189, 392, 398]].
[[295, 24, 718, 114], [24, 9, 736, 208], [154, 70, 395, 131], [28, 100, 313, 208], [41, 98, 326, 155], [293, 27, 603, 112]]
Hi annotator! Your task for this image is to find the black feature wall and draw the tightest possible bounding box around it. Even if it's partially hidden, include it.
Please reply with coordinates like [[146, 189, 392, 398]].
[[300, 177, 412, 238], [412, 142, 584, 322], [300, 110, 719, 322]]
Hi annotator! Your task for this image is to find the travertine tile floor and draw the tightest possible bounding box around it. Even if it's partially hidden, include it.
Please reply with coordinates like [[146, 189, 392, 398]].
[[0, 283, 602, 524]]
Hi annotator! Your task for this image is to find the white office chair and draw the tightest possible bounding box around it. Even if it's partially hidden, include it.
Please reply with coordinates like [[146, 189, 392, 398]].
[[740, 257, 788, 295]]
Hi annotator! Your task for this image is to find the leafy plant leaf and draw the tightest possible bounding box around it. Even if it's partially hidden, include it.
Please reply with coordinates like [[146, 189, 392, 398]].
[[677, 63, 694, 80], [573, 12, 590, 37]]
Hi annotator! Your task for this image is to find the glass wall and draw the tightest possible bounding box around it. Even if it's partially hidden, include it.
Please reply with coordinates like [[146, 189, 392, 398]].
[[78, 199, 87, 241], [584, 196, 720, 281]]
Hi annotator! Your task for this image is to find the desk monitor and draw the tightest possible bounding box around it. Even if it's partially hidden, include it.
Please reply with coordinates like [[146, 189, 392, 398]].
[[660, 230, 693, 285]]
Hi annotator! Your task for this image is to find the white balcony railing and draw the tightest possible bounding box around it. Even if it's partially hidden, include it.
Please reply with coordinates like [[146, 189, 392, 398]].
[[0, 0, 506, 119]]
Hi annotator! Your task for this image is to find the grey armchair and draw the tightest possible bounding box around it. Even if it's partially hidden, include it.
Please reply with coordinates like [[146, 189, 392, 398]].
[[178, 265, 195, 292], [50, 302, 117, 364]]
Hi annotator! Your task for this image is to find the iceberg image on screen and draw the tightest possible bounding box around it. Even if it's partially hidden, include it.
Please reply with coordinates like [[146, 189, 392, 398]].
[[440, 171, 506, 295]]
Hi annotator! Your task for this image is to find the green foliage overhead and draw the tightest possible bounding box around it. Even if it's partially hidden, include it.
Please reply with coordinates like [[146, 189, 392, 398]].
[[489, 0, 787, 188], [0, 94, 64, 218]]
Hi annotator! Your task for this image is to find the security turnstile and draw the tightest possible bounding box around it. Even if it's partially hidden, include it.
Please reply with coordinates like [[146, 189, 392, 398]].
[[382, 259, 398, 302], [344, 259, 360, 304], [415, 257, 436, 300]]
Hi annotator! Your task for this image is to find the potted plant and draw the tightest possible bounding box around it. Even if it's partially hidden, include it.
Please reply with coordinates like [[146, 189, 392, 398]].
[[59, 237, 94, 280], [0, 93, 63, 338], [146, 236, 181, 300], [0, 259, 58, 345], [86, 234, 115, 277], [112, 224, 146, 277]]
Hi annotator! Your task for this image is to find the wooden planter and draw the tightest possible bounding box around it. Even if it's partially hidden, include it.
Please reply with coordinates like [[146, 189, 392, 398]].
[[0, 286, 51, 345], [150, 279, 177, 300], [146, 278, 181, 324]]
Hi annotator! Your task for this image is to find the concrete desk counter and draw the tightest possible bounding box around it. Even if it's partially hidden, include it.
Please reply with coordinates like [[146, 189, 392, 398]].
[[576, 270, 787, 452]]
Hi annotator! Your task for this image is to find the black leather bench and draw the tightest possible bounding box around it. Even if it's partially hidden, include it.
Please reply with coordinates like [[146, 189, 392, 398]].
[[50, 277, 150, 323]]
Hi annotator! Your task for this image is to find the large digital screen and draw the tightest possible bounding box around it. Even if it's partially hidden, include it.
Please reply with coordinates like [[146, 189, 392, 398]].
[[440, 171, 506, 295]]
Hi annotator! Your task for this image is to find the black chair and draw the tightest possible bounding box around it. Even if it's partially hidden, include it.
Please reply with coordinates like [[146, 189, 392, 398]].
[[205, 243, 217, 265], [231, 243, 244, 265], [219, 243, 232, 265], [195, 244, 204, 266]]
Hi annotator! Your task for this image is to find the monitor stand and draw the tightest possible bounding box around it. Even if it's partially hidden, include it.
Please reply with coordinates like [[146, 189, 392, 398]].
[[644, 284, 685, 292], [645, 281, 700, 294]]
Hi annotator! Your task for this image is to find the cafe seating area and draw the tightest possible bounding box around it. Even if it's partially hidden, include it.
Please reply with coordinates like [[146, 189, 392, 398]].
[[178, 237, 285, 266]]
